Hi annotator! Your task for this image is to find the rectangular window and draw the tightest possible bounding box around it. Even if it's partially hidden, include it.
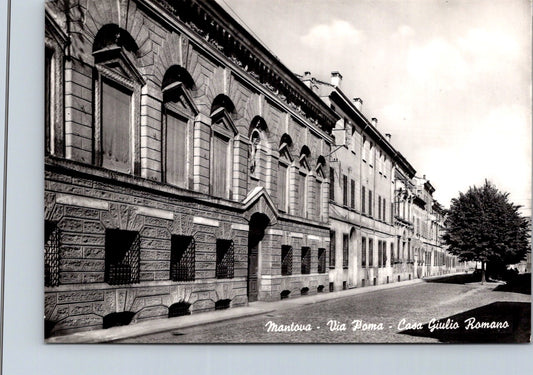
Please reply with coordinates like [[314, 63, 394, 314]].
[[342, 234, 349, 269], [212, 134, 229, 198], [281, 245, 293, 276], [278, 163, 288, 211], [369, 239, 374, 267], [44, 221, 60, 287], [316, 179, 322, 218], [361, 237, 366, 267], [301, 247, 311, 274], [329, 167, 335, 200], [105, 229, 140, 285], [298, 173, 306, 216], [101, 79, 132, 173], [350, 179, 355, 208], [165, 112, 187, 188], [170, 235, 195, 281], [378, 241, 383, 267], [362, 186, 366, 214], [216, 239, 234, 279], [318, 248, 326, 273], [45, 48, 53, 155], [329, 231, 336, 268], [383, 199, 386, 222], [383, 242, 388, 267], [369, 190, 373, 217], [391, 202, 394, 223], [342, 175, 348, 206], [378, 196, 382, 220]]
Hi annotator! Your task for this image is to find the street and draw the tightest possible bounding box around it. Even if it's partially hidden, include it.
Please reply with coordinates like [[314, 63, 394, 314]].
[[118, 276, 530, 344]]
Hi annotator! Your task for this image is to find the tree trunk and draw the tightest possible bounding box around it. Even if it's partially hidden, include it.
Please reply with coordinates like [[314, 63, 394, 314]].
[[481, 261, 486, 284]]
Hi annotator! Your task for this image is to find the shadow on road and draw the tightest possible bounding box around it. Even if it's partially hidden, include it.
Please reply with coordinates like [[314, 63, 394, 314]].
[[399, 301, 531, 343], [424, 273, 484, 284], [493, 274, 531, 295]]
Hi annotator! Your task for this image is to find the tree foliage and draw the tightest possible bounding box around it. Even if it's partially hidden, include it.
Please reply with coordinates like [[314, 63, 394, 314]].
[[442, 180, 530, 271]]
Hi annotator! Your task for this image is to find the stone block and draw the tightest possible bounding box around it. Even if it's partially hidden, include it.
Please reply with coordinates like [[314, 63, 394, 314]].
[[57, 290, 104, 304]]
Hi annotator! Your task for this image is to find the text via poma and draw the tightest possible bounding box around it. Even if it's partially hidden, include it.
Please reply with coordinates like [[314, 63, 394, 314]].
[[327, 319, 384, 331]]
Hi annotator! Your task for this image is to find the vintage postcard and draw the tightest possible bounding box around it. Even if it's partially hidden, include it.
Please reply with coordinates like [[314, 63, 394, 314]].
[[43, 0, 531, 344]]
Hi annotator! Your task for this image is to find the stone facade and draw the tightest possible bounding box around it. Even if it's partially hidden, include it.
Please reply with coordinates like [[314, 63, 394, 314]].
[[45, 0, 335, 337]]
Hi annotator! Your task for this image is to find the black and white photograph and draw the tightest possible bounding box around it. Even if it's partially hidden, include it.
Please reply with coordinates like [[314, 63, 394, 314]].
[[43, 0, 531, 344]]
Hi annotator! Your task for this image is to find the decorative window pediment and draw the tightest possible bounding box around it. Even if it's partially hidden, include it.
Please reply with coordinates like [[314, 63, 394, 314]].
[[163, 82, 199, 116], [94, 46, 145, 86], [211, 107, 238, 136]]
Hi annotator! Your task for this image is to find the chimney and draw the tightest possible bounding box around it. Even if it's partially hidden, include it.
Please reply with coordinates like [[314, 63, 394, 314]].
[[371, 117, 378, 127], [423, 174, 426, 180], [302, 71, 312, 88], [353, 98, 363, 111], [330, 71, 343, 87], [385, 133, 391, 142]]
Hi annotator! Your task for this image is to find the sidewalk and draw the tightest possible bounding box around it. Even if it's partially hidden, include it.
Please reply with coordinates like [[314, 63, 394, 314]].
[[46, 273, 464, 344]]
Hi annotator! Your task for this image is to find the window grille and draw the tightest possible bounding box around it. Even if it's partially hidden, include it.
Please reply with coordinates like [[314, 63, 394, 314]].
[[170, 235, 195, 281], [45, 221, 60, 287], [105, 229, 140, 285], [216, 239, 234, 279], [301, 247, 311, 274], [281, 245, 293, 276], [317, 248, 326, 273]]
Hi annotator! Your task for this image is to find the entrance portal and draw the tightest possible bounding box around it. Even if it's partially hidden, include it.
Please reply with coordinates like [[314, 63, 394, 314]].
[[247, 213, 270, 302]]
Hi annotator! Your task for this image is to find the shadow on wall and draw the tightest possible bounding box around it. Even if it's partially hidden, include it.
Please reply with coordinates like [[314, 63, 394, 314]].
[[398, 301, 531, 343]]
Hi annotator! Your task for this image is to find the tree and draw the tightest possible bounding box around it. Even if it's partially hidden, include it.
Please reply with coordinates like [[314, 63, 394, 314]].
[[442, 180, 530, 283]]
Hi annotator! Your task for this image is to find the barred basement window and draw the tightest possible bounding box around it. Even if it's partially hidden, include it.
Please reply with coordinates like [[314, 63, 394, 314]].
[[301, 246, 311, 274], [45, 221, 60, 287], [216, 239, 234, 279], [317, 248, 326, 273], [281, 245, 293, 276], [342, 234, 349, 269], [170, 235, 195, 281], [105, 229, 140, 285]]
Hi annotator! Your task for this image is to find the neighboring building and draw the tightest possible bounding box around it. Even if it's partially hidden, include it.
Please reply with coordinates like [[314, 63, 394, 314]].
[[303, 71, 459, 289], [45, 0, 338, 337]]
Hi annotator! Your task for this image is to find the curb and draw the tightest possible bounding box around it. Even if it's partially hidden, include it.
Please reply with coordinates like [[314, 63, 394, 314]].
[[46, 272, 465, 343]]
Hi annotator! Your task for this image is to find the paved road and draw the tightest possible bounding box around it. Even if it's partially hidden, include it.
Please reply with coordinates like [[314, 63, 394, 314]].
[[119, 280, 530, 343]]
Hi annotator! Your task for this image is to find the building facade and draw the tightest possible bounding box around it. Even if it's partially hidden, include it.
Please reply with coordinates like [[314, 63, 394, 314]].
[[45, 0, 459, 337], [45, 0, 338, 337], [305, 72, 459, 290]]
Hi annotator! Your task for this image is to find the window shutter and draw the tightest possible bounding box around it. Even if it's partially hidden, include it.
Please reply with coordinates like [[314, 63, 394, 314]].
[[212, 134, 228, 197], [102, 80, 132, 173], [166, 112, 187, 187]]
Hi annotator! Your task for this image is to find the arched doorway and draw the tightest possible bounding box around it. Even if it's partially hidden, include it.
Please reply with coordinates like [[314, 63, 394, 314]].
[[248, 213, 270, 302]]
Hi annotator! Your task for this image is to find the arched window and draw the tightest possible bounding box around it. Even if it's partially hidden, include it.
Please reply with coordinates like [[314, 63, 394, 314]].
[[297, 146, 311, 217], [278, 134, 293, 212], [92, 24, 144, 174], [210, 95, 237, 199], [161, 65, 196, 189]]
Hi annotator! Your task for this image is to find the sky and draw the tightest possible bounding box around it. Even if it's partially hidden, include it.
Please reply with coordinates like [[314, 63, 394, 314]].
[[216, 0, 532, 216]]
